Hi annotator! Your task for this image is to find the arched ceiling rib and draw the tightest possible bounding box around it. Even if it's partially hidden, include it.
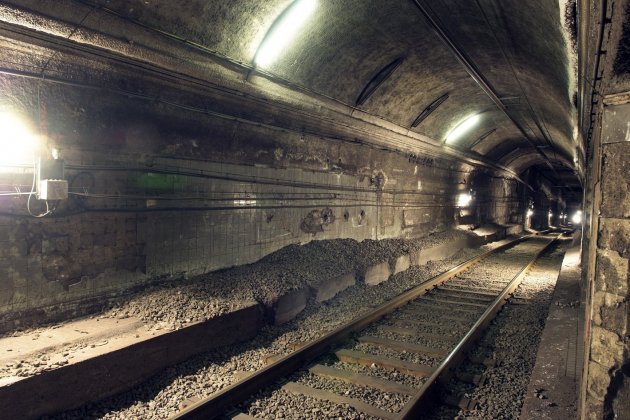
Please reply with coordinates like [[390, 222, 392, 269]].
[[4, 0, 581, 186]]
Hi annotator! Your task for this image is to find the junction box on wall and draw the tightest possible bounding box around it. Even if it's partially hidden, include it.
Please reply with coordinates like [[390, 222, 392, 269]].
[[37, 156, 68, 200]]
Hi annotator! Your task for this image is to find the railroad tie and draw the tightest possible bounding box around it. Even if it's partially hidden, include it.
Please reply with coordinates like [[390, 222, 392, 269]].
[[335, 349, 435, 378], [451, 276, 510, 284], [415, 296, 489, 308], [447, 280, 505, 290], [392, 311, 473, 324], [390, 318, 469, 333], [406, 302, 480, 314], [282, 381, 397, 420], [437, 286, 499, 298], [358, 335, 449, 357], [378, 325, 460, 343], [433, 291, 496, 302], [308, 364, 418, 395]]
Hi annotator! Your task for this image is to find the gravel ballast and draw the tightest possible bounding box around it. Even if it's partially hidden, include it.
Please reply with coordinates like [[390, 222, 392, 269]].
[[47, 231, 483, 419], [234, 237, 558, 419], [46, 233, 563, 420], [428, 239, 567, 420]]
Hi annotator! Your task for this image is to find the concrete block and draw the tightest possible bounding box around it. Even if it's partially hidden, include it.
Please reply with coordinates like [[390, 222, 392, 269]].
[[0, 303, 263, 419], [474, 227, 507, 244], [466, 235, 486, 248], [311, 272, 356, 303], [409, 250, 421, 266], [392, 254, 410, 275], [362, 261, 391, 286], [505, 224, 523, 236], [483, 232, 497, 243], [272, 287, 310, 325], [415, 238, 468, 266]]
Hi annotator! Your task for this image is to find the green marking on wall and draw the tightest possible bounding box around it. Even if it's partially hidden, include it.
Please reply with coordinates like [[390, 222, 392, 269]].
[[136, 172, 184, 190]]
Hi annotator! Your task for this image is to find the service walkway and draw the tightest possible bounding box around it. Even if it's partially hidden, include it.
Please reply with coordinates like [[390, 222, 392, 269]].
[[519, 232, 583, 419]]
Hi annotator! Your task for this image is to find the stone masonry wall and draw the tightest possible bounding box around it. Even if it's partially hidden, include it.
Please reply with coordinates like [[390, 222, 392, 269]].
[[0, 69, 524, 330], [582, 100, 630, 419]]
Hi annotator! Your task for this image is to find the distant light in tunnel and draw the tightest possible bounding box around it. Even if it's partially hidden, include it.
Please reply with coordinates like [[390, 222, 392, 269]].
[[457, 193, 472, 207], [253, 0, 317, 68], [572, 210, 583, 225], [526, 209, 534, 217], [445, 114, 481, 144], [0, 111, 38, 167]]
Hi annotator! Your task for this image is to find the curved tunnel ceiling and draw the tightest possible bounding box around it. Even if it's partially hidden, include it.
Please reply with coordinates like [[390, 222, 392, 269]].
[[3, 0, 581, 186]]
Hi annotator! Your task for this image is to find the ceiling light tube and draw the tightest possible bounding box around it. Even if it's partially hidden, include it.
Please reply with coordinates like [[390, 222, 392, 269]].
[[253, 0, 317, 68], [445, 114, 481, 144]]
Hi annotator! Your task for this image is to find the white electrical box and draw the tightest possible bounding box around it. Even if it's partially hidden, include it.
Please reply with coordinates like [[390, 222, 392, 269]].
[[39, 179, 68, 200]]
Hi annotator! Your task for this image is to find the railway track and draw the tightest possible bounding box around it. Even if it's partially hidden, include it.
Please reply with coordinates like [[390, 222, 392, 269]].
[[172, 233, 560, 420]]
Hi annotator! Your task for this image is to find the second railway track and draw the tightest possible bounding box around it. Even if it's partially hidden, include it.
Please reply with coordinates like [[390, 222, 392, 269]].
[[173, 233, 561, 420]]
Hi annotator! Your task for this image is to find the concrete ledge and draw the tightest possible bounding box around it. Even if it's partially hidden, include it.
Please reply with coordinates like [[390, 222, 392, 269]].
[[519, 242, 582, 420], [311, 272, 356, 303], [470, 224, 509, 244], [413, 237, 469, 266], [392, 255, 411, 275], [0, 303, 263, 419], [271, 287, 310, 325], [0, 231, 502, 418], [361, 261, 392, 286]]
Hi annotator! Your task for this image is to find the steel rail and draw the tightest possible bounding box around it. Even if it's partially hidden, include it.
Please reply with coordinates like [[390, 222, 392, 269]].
[[398, 233, 560, 419], [170, 233, 544, 419]]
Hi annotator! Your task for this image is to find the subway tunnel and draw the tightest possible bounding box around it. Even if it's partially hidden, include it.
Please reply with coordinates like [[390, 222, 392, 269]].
[[0, 0, 627, 418]]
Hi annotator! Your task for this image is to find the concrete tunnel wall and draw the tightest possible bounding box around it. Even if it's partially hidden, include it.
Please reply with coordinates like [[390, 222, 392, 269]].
[[0, 70, 528, 330]]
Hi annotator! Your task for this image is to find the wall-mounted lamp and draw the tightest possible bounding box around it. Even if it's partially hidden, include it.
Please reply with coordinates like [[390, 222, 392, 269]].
[[0, 110, 38, 167], [457, 192, 473, 207]]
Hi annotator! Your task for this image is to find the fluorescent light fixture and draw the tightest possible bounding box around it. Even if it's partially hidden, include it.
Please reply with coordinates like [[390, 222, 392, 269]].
[[572, 210, 583, 224], [254, 0, 317, 67], [0, 111, 37, 166], [446, 114, 481, 143], [457, 193, 472, 207]]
